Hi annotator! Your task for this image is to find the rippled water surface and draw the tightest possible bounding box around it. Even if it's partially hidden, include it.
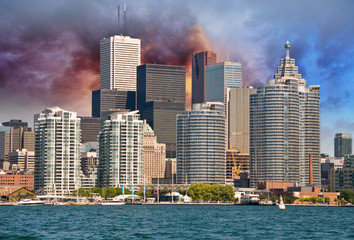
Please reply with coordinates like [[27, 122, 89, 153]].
[[1, 205, 353, 239]]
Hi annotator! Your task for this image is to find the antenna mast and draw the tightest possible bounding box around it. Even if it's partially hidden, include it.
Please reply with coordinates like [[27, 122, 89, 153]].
[[124, 4, 127, 36], [118, 4, 120, 35]]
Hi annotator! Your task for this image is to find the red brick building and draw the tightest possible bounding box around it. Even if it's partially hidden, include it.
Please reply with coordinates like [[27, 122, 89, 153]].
[[0, 172, 34, 189]]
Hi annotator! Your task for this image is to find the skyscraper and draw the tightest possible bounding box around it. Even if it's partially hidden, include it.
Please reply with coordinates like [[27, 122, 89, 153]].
[[137, 64, 186, 158], [177, 102, 226, 184], [98, 111, 143, 187], [100, 35, 141, 91], [34, 107, 81, 195], [249, 41, 320, 187], [205, 61, 242, 103], [92, 89, 136, 118], [79, 116, 101, 144], [227, 87, 256, 153], [334, 133, 352, 157], [192, 51, 217, 104]]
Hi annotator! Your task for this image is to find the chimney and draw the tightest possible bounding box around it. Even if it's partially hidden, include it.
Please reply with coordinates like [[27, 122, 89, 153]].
[[309, 154, 313, 185]]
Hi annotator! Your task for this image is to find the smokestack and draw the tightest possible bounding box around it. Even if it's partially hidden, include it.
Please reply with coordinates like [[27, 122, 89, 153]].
[[309, 154, 313, 185]]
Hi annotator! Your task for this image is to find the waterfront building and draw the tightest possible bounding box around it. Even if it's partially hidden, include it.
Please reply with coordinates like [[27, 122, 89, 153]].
[[34, 107, 81, 195], [0, 172, 34, 189], [143, 122, 166, 184], [177, 102, 226, 184], [330, 155, 354, 191], [0, 123, 34, 169], [205, 61, 242, 103], [192, 51, 217, 104], [137, 64, 186, 158], [98, 111, 143, 187], [92, 89, 136, 118], [334, 133, 352, 158], [321, 157, 344, 188], [249, 41, 320, 187], [80, 152, 98, 189], [79, 116, 101, 143], [9, 149, 34, 173], [226, 151, 249, 182], [100, 35, 141, 91], [227, 87, 256, 153]]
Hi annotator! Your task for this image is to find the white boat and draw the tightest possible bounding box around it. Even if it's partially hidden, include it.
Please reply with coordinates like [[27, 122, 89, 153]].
[[18, 199, 45, 206], [101, 200, 125, 205], [241, 194, 260, 205], [278, 195, 286, 209]]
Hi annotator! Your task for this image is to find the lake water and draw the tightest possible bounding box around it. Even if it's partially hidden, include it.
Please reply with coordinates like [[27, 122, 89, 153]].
[[1, 205, 353, 239]]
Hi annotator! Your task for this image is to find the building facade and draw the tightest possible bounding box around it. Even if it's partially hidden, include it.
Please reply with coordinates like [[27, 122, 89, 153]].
[[79, 116, 101, 144], [143, 122, 166, 183], [330, 155, 354, 191], [334, 133, 352, 158], [9, 149, 35, 173], [250, 42, 320, 187], [98, 111, 143, 187], [0, 172, 34, 189], [205, 61, 242, 103], [177, 102, 226, 184], [34, 107, 81, 195], [192, 51, 217, 104], [137, 64, 186, 158], [227, 87, 256, 153], [100, 35, 141, 91]]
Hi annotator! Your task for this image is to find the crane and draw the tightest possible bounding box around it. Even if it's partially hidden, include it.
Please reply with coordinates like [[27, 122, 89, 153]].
[[228, 138, 244, 178]]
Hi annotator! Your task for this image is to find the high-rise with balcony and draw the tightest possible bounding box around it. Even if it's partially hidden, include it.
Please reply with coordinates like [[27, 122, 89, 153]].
[[100, 35, 141, 91], [192, 51, 217, 104], [34, 107, 81, 195], [177, 102, 226, 184], [249, 42, 320, 187], [98, 111, 143, 187], [334, 133, 352, 157]]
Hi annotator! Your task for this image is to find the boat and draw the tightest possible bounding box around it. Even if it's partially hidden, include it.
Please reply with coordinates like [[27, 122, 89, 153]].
[[278, 195, 286, 209], [69, 201, 90, 206], [17, 199, 45, 206], [240, 194, 260, 205], [101, 200, 125, 205]]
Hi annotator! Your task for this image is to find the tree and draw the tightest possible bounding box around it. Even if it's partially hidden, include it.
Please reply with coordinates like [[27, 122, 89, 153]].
[[340, 197, 346, 204], [340, 189, 354, 202]]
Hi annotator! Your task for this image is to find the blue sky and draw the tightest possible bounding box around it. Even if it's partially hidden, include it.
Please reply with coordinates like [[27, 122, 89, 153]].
[[0, 0, 353, 155]]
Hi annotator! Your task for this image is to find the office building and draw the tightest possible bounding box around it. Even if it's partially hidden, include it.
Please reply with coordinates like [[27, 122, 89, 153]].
[[80, 152, 98, 188], [0, 172, 34, 189], [334, 133, 352, 157], [177, 102, 226, 184], [250, 41, 320, 187], [227, 87, 256, 153], [92, 89, 136, 118], [79, 116, 101, 143], [205, 61, 242, 103], [137, 64, 186, 158], [9, 149, 35, 173], [143, 122, 166, 183], [34, 107, 81, 195], [321, 157, 344, 188], [0, 124, 34, 169], [100, 35, 141, 91], [98, 111, 143, 187], [164, 158, 177, 183], [191, 51, 217, 104], [330, 155, 354, 191]]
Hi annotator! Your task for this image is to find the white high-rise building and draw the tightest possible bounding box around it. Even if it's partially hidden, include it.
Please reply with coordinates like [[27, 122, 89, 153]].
[[34, 107, 81, 195], [249, 42, 320, 187], [98, 111, 143, 187], [100, 35, 141, 91]]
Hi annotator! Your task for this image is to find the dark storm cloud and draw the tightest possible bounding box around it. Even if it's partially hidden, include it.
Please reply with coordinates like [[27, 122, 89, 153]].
[[0, 0, 211, 115]]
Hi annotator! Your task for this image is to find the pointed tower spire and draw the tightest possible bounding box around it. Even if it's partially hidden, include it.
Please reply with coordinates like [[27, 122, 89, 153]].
[[285, 41, 291, 58]]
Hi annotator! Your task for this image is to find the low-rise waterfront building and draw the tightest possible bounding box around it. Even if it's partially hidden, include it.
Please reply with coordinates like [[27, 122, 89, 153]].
[[0, 171, 34, 189]]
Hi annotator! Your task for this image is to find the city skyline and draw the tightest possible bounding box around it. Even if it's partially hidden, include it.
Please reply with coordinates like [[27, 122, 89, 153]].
[[1, 0, 354, 156]]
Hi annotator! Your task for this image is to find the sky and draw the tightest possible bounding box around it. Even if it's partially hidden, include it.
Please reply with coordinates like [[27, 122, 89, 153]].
[[0, 0, 354, 156]]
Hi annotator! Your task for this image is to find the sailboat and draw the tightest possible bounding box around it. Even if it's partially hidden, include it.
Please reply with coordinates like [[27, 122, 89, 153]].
[[278, 195, 285, 210], [69, 189, 89, 205]]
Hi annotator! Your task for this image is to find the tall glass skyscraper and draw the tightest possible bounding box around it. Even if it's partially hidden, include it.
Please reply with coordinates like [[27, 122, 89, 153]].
[[176, 102, 226, 184], [191, 51, 217, 104], [100, 35, 141, 91], [334, 133, 352, 157], [137, 64, 186, 158], [250, 42, 320, 187], [98, 111, 143, 187], [205, 61, 242, 103], [34, 107, 81, 195]]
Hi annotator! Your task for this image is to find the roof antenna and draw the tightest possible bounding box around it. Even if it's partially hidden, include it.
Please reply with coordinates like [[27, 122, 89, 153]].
[[124, 4, 127, 36], [118, 4, 120, 35]]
